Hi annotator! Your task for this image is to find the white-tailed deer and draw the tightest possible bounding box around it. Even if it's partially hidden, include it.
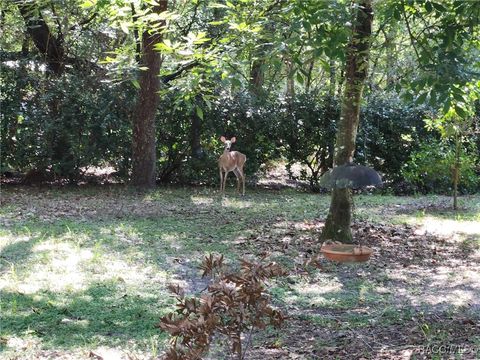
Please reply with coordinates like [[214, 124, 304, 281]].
[[218, 136, 246, 195]]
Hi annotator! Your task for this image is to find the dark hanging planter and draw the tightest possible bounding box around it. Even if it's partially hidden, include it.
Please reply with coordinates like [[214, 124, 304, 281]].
[[318, 162, 383, 190], [319, 162, 382, 263]]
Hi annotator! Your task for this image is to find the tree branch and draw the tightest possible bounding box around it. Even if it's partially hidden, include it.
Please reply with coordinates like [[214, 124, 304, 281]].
[[160, 60, 199, 84], [69, 12, 98, 32]]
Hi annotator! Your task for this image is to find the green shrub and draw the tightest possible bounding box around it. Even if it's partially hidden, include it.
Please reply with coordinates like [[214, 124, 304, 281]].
[[0, 65, 134, 180], [278, 94, 338, 192], [357, 94, 434, 184], [155, 92, 280, 186], [402, 139, 479, 194]]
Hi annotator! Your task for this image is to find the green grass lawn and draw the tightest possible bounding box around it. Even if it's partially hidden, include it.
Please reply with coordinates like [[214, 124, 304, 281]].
[[1, 186, 479, 359]]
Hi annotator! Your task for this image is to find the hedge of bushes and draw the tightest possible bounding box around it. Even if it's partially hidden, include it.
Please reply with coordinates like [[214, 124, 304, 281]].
[[1, 66, 479, 193]]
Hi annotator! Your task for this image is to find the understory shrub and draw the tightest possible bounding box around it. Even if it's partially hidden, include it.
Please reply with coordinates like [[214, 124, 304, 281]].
[[402, 139, 479, 194], [155, 91, 280, 186], [356, 94, 434, 185], [1, 65, 134, 179], [279, 94, 338, 192], [4, 66, 477, 195]]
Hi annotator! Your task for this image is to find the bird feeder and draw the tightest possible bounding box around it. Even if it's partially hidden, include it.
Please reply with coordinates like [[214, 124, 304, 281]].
[[319, 162, 382, 263]]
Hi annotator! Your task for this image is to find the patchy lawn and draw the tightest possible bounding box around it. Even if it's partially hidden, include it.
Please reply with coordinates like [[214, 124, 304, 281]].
[[0, 186, 479, 359]]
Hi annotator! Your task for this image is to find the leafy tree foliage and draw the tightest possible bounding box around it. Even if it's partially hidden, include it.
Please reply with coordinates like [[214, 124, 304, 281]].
[[1, 0, 479, 196]]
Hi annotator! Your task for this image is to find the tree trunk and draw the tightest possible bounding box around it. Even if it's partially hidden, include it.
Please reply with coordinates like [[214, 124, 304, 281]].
[[191, 107, 202, 158], [453, 133, 461, 210], [18, 3, 65, 75], [305, 58, 315, 93], [131, 1, 167, 188], [250, 58, 265, 95], [321, 0, 373, 243], [329, 58, 336, 97], [385, 26, 397, 89], [285, 57, 295, 100]]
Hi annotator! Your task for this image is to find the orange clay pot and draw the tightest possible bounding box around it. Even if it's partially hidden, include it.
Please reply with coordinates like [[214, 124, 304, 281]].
[[320, 242, 373, 263]]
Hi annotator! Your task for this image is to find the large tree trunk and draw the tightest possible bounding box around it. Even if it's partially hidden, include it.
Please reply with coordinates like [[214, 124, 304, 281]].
[[329, 58, 336, 97], [321, 0, 373, 243], [250, 58, 265, 95], [131, 1, 167, 188], [18, 3, 65, 76], [285, 57, 295, 100], [191, 104, 202, 158]]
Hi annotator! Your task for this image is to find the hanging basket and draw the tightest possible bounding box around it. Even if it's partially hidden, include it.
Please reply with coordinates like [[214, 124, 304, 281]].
[[320, 242, 373, 263]]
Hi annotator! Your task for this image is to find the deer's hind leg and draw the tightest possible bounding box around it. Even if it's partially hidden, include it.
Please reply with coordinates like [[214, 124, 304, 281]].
[[233, 169, 241, 194], [233, 168, 245, 195]]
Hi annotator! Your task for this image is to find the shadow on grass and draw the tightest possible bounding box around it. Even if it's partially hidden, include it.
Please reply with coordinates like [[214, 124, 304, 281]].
[[0, 233, 45, 273], [0, 280, 169, 350]]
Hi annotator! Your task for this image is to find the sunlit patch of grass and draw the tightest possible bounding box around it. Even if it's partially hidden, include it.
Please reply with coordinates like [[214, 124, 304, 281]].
[[271, 275, 389, 311], [0, 220, 176, 357], [352, 194, 480, 225]]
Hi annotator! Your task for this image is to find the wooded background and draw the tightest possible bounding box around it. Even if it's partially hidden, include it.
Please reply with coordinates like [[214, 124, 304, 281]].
[[1, 0, 479, 194]]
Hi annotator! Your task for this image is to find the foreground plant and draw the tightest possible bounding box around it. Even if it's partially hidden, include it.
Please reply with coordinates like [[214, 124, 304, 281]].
[[159, 254, 287, 359]]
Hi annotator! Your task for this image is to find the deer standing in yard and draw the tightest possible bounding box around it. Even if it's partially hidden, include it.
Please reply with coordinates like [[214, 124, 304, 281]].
[[218, 136, 246, 195]]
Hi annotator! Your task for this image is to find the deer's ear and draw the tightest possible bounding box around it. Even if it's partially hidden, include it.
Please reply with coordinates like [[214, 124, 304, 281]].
[[230, 137, 236, 143], [220, 136, 226, 143]]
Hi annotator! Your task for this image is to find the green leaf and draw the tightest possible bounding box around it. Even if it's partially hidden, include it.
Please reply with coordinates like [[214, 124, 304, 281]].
[[442, 98, 452, 114], [302, 20, 312, 32], [120, 22, 129, 34], [416, 92, 428, 105], [431, 2, 447, 12], [454, 104, 467, 118], [393, 9, 401, 21], [209, 20, 226, 26], [209, 3, 230, 9], [452, 90, 465, 103], [196, 106, 204, 120], [132, 80, 140, 89], [425, 1, 433, 13], [230, 78, 242, 88], [80, 0, 95, 8], [296, 72, 304, 85], [403, 92, 414, 102]]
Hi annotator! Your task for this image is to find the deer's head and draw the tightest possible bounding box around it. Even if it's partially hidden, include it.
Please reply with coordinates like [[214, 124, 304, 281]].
[[220, 136, 236, 151]]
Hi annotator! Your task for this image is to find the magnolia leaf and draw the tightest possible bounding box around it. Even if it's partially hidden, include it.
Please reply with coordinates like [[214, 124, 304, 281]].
[[120, 22, 130, 34], [296, 72, 304, 85], [196, 106, 204, 120], [80, 0, 95, 8], [132, 80, 140, 89], [415, 92, 428, 105]]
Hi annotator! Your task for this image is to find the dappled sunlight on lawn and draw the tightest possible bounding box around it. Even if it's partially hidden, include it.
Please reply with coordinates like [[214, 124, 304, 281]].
[[189, 195, 215, 206], [420, 216, 480, 237], [385, 263, 479, 308], [25, 242, 93, 293], [294, 280, 344, 297], [1, 187, 479, 359], [1, 235, 172, 296]]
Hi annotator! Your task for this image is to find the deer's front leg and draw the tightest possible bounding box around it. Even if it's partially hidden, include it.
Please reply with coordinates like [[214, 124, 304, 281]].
[[233, 169, 241, 194], [222, 170, 229, 194], [219, 168, 224, 192]]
